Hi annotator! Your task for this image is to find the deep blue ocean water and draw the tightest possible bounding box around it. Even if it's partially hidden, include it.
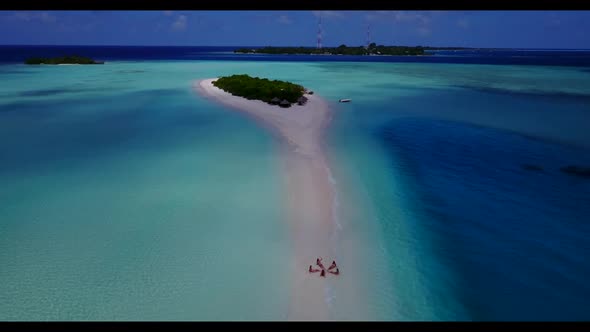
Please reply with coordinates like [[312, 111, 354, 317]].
[[1, 46, 589, 320], [2, 45, 590, 67], [378, 118, 590, 320]]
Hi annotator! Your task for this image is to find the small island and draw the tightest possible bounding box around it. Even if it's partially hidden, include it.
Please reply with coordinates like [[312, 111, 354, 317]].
[[212, 74, 308, 108], [25, 55, 104, 65], [235, 44, 471, 56], [196, 75, 335, 318]]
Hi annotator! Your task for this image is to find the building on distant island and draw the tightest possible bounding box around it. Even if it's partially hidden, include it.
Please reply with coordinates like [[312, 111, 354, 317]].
[[280, 99, 291, 108], [234, 45, 441, 56], [270, 97, 281, 105]]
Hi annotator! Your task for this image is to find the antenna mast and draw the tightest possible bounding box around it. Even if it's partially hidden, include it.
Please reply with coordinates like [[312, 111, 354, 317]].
[[366, 23, 371, 48], [317, 14, 323, 49]]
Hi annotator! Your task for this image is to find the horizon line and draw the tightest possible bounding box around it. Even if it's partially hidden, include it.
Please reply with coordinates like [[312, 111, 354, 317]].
[[1, 44, 589, 50]]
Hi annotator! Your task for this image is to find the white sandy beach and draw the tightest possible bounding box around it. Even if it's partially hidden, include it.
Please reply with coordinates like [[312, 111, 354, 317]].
[[195, 78, 367, 320], [196, 79, 329, 158]]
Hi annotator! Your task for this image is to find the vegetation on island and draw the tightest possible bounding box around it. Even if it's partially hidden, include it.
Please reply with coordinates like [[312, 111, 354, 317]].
[[25, 55, 104, 65], [212, 74, 305, 105], [235, 43, 464, 56]]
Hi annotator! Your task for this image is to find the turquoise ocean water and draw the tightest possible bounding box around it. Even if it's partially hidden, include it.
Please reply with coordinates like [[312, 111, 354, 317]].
[[1, 59, 589, 320]]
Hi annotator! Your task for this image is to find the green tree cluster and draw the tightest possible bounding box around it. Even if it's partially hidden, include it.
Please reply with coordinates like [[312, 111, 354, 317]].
[[212, 74, 305, 104], [25, 55, 103, 65], [234, 45, 440, 56]]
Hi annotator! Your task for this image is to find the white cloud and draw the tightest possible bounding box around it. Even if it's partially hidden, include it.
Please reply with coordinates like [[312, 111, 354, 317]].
[[171, 15, 187, 31], [417, 27, 431, 36], [457, 18, 470, 29], [12, 11, 57, 23], [163, 11, 174, 16], [277, 15, 292, 25], [364, 11, 388, 22], [365, 10, 431, 25], [394, 11, 430, 25], [365, 11, 435, 37], [312, 11, 345, 19], [546, 18, 561, 28]]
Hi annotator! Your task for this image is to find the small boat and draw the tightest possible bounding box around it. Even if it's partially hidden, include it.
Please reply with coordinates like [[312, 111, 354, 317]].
[[339, 98, 351, 103]]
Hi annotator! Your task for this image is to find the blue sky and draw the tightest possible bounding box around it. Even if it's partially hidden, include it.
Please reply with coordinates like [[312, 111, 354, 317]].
[[0, 10, 589, 48]]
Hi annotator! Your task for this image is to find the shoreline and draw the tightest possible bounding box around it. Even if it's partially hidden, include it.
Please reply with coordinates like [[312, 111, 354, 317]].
[[194, 78, 365, 320], [194, 79, 330, 158], [235, 53, 434, 57]]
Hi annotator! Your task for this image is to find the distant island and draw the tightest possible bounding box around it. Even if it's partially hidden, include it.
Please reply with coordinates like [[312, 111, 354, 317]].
[[212, 74, 309, 108], [25, 55, 104, 65], [235, 44, 471, 56]]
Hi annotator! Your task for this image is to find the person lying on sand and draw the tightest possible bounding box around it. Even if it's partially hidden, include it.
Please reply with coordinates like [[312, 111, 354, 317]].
[[328, 260, 337, 271], [328, 268, 340, 275], [316, 257, 325, 270], [320, 269, 326, 277], [309, 265, 321, 273]]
